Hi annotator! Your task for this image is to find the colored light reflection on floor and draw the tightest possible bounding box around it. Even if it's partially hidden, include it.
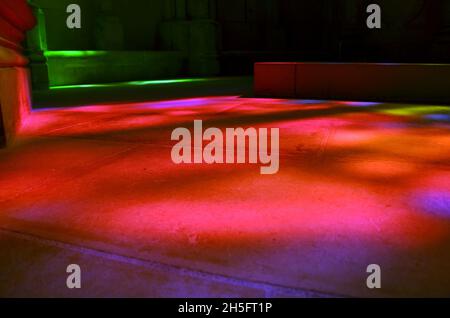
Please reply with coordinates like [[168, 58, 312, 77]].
[[3, 96, 450, 296], [378, 105, 450, 117]]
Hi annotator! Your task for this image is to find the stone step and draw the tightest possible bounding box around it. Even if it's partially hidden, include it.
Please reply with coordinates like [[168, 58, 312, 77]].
[[255, 62, 450, 104]]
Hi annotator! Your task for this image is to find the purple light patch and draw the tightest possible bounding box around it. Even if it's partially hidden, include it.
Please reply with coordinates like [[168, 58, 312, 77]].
[[141, 98, 213, 109], [412, 190, 450, 218], [340, 101, 382, 107], [288, 99, 327, 105], [424, 114, 450, 122]]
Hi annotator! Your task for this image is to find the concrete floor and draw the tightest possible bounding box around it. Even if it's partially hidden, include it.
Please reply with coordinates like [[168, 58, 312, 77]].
[[0, 93, 449, 297]]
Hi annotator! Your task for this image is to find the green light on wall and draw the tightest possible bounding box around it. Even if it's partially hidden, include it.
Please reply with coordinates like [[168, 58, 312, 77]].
[[128, 79, 209, 86], [49, 78, 211, 90], [44, 51, 109, 58]]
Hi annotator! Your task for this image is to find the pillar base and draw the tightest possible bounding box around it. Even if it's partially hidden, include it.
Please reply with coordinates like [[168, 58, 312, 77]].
[[0, 67, 32, 145]]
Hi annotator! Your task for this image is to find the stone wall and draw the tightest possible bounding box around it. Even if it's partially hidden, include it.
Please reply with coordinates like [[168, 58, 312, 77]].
[[333, 0, 449, 62], [218, 0, 450, 73], [27, 0, 220, 88], [24, 0, 450, 82], [30, 0, 164, 51], [159, 0, 220, 75]]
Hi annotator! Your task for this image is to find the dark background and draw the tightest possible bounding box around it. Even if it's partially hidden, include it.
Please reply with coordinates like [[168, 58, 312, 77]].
[[28, 0, 450, 76]]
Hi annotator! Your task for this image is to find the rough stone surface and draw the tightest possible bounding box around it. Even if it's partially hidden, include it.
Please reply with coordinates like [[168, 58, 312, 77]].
[[45, 51, 186, 87], [0, 94, 449, 297], [0, 67, 32, 145]]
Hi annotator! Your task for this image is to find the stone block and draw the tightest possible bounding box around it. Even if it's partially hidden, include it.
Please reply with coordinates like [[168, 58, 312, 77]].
[[0, 67, 32, 145], [159, 21, 191, 53], [0, 45, 28, 67], [255, 62, 450, 103], [187, 0, 210, 19], [45, 51, 186, 86], [189, 54, 220, 76], [94, 16, 125, 50], [254, 62, 297, 98], [189, 20, 218, 55]]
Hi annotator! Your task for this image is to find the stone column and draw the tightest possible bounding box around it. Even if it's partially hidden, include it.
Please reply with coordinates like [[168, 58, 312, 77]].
[[0, 0, 36, 146], [334, 0, 366, 60], [264, 0, 285, 50], [187, 0, 220, 75], [94, 0, 124, 50], [159, 0, 220, 76]]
